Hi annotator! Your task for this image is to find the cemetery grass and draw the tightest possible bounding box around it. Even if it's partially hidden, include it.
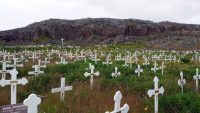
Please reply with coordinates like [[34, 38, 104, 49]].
[[1, 45, 200, 113]]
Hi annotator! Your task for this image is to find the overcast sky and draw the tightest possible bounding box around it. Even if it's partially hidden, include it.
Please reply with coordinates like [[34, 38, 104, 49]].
[[1, 0, 200, 31]]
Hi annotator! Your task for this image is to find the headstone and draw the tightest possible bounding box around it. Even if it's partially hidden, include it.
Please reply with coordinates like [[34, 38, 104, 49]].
[[23, 94, 41, 113], [105, 91, 129, 113], [0, 103, 27, 113]]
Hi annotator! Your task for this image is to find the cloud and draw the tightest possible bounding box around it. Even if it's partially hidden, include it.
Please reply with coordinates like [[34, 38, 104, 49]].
[[0, 0, 200, 31]]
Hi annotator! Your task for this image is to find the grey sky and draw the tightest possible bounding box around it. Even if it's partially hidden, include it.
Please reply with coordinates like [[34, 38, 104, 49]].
[[0, 0, 200, 31]]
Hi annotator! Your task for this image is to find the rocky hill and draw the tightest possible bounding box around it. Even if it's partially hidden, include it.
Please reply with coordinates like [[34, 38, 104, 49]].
[[1, 18, 200, 49]]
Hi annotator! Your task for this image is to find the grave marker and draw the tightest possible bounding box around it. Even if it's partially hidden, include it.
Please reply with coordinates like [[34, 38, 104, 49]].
[[51, 77, 73, 101], [0, 69, 28, 104], [147, 76, 164, 113]]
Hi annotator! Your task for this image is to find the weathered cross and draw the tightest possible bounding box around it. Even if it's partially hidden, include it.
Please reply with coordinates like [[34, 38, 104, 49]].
[[135, 64, 143, 77], [147, 76, 164, 113], [84, 64, 100, 89], [178, 71, 186, 93], [61, 38, 64, 48], [105, 91, 129, 113], [29, 52, 38, 63], [23, 94, 41, 113], [56, 57, 68, 64], [42, 58, 50, 65], [151, 61, 159, 74], [160, 61, 165, 75], [92, 52, 100, 64], [143, 57, 150, 67], [7, 58, 23, 69], [193, 68, 200, 91], [28, 65, 44, 76], [0, 69, 28, 104], [111, 67, 121, 77], [103, 53, 112, 65], [0, 55, 11, 79], [51, 77, 73, 101]]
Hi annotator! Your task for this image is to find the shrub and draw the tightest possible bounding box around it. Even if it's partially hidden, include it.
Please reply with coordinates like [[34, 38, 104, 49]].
[[160, 93, 200, 113], [180, 58, 190, 64]]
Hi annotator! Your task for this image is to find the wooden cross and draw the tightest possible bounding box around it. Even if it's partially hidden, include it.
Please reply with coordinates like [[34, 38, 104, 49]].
[[42, 58, 50, 65], [56, 57, 68, 64], [91, 52, 100, 64], [0, 55, 11, 79], [194, 68, 200, 91], [36, 60, 46, 70], [47, 52, 53, 62], [151, 61, 159, 74], [178, 71, 186, 93], [103, 53, 112, 65], [51, 77, 73, 101], [143, 57, 150, 67], [7, 58, 23, 69], [23, 94, 41, 113], [61, 38, 64, 48], [135, 64, 143, 77], [111, 67, 121, 77], [29, 52, 38, 63], [147, 76, 164, 113], [28, 65, 44, 76], [0, 69, 28, 104], [160, 61, 165, 75], [84, 64, 100, 89], [105, 91, 129, 113]]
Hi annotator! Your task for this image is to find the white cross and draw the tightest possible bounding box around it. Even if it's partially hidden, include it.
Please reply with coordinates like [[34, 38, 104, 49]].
[[61, 38, 64, 48], [147, 76, 164, 113], [160, 61, 165, 75], [37, 60, 46, 69], [103, 53, 112, 65], [7, 58, 23, 69], [84, 64, 100, 89], [143, 57, 150, 67], [92, 52, 100, 64], [134, 56, 138, 64], [28, 65, 44, 76], [0, 55, 11, 79], [79, 50, 86, 60], [0, 69, 28, 104], [105, 91, 129, 113], [42, 58, 50, 65], [111, 67, 121, 77], [194, 68, 200, 91], [47, 52, 53, 62], [56, 57, 68, 64], [115, 53, 122, 61], [178, 71, 186, 93], [135, 64, 143, 77], [151, 61, 159, 74], [23, 94, 41, 113], [29, 52, 38, 62], [51, 77, 73, 101]]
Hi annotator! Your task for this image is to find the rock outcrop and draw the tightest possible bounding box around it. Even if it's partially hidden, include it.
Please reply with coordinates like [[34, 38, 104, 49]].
[[1, 18, 200, 49]]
